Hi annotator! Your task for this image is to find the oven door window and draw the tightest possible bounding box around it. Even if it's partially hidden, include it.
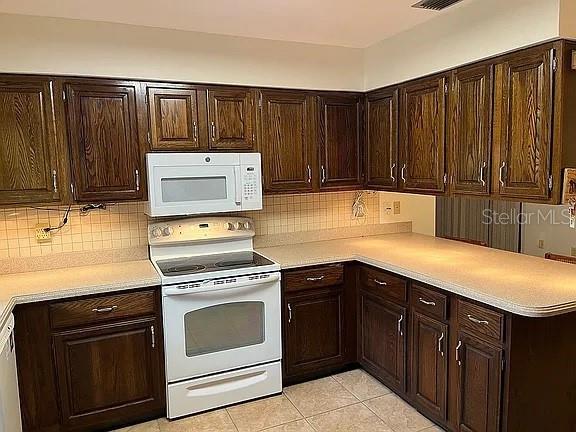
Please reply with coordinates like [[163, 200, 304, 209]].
[[161, 176, 227, 203], [184, 302, 265, 357]]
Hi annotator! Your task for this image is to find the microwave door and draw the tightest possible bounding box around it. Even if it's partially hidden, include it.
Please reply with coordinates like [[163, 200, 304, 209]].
[[150, 165, 241, 216]]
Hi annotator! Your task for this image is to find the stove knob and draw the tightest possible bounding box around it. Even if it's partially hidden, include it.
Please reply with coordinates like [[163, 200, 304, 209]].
[[235, 222, 243, 230], [227, 223, 236, 231], [242, 221, 252, 230], [162, 226, 174, 236], [151, 227, 162, 238]]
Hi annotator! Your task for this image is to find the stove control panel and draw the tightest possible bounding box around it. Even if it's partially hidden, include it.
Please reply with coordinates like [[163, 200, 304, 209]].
[[148, 216, 255, 245]]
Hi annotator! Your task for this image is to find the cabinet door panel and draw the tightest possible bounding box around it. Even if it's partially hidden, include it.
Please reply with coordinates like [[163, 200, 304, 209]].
[[411, 312, 448, 422], [494, 47, 554, 200], [0, 77, 65, 205], [457, 332, 503, 432], [319, 95, 362, 188], [284, 289, 344, 378], [65, 81, 143, 202], [260, 90, 314, 193], [53, 318, 164, 430], [450, 65, 493, 195], [359, 291, 406, 392], [208, 88, 254, 150], [147, 86, 202, 151], [366, 88, 399, 189], [400, 75, 447, 193]]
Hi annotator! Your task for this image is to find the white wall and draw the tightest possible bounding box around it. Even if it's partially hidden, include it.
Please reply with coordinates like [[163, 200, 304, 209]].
[[364, 0, 561, 89], [378, 192, 436, 236], [0, 13, 363, 91], [521, 203, 576, 257], [560, 0, 576, 38]]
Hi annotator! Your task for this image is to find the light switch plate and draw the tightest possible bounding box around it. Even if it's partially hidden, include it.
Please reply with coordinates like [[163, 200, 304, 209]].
[[382, 202, 392, 215], [393, 201, 401, 215], [572, 50, 576, 70], [538, 240, 544, 249], [571, 247, 576, 257], [35, 224, 52, 243]]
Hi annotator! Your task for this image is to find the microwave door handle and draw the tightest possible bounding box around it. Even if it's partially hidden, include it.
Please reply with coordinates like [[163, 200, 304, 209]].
[[164, 273, 280, 296], [234, 166, 242, 205]]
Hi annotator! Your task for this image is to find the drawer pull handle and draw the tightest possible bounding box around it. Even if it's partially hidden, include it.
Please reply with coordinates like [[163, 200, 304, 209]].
[[456, 340, 462, 366], [397, 314, 404, 336], [373, 279, 387, 286], [306, 276, 325, 282], [467, 314, 489, 325], [287, 304, 293, 323], [438, 332, 445, 356], [418, 298, 436, 306], [92, 306, 118, 313]]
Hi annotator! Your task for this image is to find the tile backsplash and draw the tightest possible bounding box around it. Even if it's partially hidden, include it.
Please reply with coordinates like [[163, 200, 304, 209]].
[[0, 191, 382, 260]]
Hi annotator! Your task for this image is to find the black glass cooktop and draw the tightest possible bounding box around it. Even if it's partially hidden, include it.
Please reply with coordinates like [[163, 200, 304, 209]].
[[156, 251, 275, 277]]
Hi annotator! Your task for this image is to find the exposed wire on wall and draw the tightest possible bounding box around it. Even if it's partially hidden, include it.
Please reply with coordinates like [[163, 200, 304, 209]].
[[352, 190, 377, 220], [42, 205, 71, 234]]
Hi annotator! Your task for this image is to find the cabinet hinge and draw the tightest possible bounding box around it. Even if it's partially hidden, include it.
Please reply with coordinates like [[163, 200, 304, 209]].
[[443, 173, 448, 185], [147, 131, 151, 145], [258, 93, 263, 108], [151, 325, 155, 349], [548, 174, 553, 191], [62, 90, 66, 101], [552, 57, 558, 73], [501, 358, 506, 372], [444, 83, 449, 94]]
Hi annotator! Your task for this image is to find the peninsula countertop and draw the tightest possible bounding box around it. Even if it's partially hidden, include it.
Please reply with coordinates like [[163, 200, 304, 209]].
[[256, 233, 576, 318]]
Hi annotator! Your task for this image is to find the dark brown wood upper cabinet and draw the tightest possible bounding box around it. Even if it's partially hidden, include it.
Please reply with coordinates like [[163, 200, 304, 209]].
[[64, 80, 143, 202], [359, 291, 406, 393], [259, 90, 315, 193], [318, 94, 363, 189], [146, 85, 204, 151], [400, 74, 448, 194], [366, 88, 399, 190], [207, 87, 255, 150], [449, 64, 493, 196], [411, 312, 448, 423], [493, 46, 555, 201], [0, 76, 68, 206], [456, 331, 503, 432]]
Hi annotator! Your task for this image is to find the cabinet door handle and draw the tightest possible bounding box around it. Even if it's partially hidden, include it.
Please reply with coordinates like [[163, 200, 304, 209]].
[[151, 325, 155, 349], [211, 121, 216, 141], [193, 121, 198, 142], [307, 165, 312, 184], [390, 163, 396, 183], [287, 304, 293, 323], [398, 314, 404, 336], [467, 314, 489, 325], [135, 170, 140, 191], [456, 340, 462, 366], [418, 298, 436, 307], [373, 279, 387, 286], [499, 162, 506, 187], [306, 276, 325, 282], [321, 165, 326, 184], [52, 170, 58, 193], [92, 305, 118, 313], [401, 164, 407, 183], [479, 161, 487, 186], [438, 332, 445, 356]]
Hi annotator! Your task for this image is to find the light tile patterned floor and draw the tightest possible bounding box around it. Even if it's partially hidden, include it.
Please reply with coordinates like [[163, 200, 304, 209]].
[[114, 370, 446, 432]]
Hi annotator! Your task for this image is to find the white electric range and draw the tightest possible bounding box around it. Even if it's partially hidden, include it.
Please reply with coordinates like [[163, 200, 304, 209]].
[[149, 216, 282, 419]]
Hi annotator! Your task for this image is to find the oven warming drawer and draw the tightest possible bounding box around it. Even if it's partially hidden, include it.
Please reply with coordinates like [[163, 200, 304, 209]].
[[167, 361, 282, 419]]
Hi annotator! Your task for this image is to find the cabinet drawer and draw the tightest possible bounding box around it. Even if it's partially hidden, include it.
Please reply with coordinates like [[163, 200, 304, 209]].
[[359, 266, 407, 304], [50, 290, 156, 329], [457, 300, 504, 343], [283, 265, 344, 293], [410, 284, 448, 321]]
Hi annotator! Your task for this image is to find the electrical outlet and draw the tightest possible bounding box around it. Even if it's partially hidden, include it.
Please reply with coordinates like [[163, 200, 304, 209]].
[[383, 202, 392, 215], [571, 247, 576, 257], [35, 224, 52, 243], [393, 201, 401, 215], [538, 240, 544, 249]]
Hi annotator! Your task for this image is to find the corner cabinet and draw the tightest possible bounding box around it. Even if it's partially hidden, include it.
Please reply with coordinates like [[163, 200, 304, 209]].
[[64, 80, 145, 202], [259, 90, 316, 193], [318, 94, 363, 189], [399, 74, 448, 194], [0, 76, 69, 206], [365, 87, 399, 190]]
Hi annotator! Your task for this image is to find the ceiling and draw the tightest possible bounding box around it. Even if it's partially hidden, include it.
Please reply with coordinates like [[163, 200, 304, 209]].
[[0, 0, 463, 48]]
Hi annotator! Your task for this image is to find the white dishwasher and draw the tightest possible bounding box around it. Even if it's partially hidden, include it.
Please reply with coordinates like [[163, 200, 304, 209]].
[[0, 314, 22, 432]]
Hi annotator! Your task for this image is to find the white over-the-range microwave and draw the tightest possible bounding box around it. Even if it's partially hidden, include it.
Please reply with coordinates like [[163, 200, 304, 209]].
[[146, 153, 263, 217]]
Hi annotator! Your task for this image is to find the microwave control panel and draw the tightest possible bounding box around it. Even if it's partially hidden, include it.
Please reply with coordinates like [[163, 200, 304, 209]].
[[243, 166, 259, 201]]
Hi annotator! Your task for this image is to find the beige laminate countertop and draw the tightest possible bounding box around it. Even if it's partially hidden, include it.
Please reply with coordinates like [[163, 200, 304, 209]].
[[0, 260, 161, 328], [256, 233, 576, 318]]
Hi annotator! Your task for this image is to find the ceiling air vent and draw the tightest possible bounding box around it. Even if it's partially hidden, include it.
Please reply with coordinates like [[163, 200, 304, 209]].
[[412, 0, 465, 11]]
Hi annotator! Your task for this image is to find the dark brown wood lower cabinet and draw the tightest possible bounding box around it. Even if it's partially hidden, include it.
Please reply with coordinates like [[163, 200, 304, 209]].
[[410, 312, 448, 422], [283, 288, 345, 379], [53, 318, 164, 431], [456, 332, 502, 432], [359, 291, 406, 392]]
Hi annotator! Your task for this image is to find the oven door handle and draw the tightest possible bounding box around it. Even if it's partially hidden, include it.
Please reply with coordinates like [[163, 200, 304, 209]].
[[164, 273, 280, 296], [234, 166, 242, 206]]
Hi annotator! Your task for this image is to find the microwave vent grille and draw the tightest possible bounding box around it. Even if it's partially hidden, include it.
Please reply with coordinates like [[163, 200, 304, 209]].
[[412, 0, 465, 10]]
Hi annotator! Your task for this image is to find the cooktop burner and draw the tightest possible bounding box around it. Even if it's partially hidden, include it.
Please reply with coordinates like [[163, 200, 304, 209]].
[[156, 251, 274, 277]]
